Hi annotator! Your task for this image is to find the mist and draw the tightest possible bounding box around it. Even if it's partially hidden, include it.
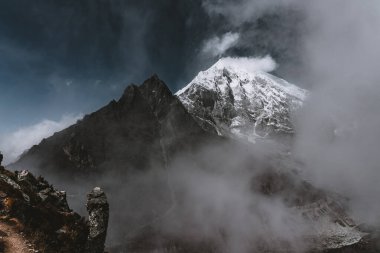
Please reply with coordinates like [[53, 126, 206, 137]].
[[90, 140, 315, 252], [292, 0, 380, 225], [155, 141, 312, 253]]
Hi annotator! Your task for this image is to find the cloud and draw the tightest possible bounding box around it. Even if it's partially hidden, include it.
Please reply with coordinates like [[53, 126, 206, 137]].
[[201, 32, 240, 57], [291, 0, 380, 225], [202, 0, 298, 26], [0, 114, 82, 164], [197, 1, 306, 86], [215, 55, 277, 73]]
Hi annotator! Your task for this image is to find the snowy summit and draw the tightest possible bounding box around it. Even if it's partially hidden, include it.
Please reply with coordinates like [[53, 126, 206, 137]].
[[176, 56, 308, 142]]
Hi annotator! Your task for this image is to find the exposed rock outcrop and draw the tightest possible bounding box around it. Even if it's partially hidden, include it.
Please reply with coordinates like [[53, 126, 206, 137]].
[[86, 187, 109, 253]]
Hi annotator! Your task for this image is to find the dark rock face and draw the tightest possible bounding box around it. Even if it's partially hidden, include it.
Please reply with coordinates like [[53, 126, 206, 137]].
[[12, 75, 216, 178], [86, 187, 109, 253]]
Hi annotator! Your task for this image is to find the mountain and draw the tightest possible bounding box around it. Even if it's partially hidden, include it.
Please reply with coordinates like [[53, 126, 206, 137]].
[[176, 57, 308, 142], [9, 73, 373, 252]]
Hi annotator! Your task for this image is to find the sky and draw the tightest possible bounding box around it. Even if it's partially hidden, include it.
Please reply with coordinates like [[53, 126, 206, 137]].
[[0, 0, 304, 135]]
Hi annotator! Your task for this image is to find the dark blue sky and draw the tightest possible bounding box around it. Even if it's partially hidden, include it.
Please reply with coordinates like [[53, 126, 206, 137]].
[[0, 0, 304, 134]]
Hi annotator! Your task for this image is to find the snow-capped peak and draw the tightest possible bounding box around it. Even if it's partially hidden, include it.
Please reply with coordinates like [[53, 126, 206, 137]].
[[176, 56, 308, 142]]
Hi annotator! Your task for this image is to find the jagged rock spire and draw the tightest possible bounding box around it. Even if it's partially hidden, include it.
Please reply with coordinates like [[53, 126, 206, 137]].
[[86, 187, 109, 253]]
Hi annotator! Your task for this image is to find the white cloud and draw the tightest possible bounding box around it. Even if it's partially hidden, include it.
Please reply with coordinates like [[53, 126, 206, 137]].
[[215, 55, 277, 73], [0, 114, 82, 165], [202, 32, 240, 57]]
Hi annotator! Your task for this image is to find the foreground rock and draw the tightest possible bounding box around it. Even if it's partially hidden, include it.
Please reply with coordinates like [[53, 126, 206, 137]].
[[0, 165, 109, 253], [86, 187, 109, 253]]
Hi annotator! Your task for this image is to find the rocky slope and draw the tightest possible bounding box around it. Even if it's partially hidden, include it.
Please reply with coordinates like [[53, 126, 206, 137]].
[[176, 58, 308, 142]]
